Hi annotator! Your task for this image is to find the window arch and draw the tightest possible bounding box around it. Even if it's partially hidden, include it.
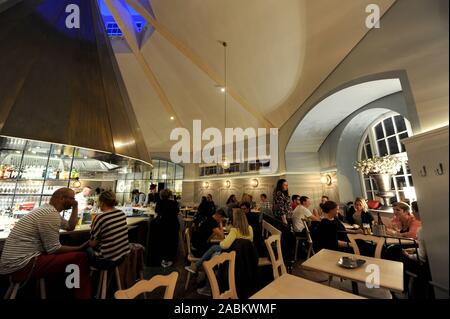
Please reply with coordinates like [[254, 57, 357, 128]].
[[359, 113, 414, 202]]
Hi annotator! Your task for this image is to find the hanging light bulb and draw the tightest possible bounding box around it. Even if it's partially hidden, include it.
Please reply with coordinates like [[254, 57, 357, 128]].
[[219, 41, 230, 170]]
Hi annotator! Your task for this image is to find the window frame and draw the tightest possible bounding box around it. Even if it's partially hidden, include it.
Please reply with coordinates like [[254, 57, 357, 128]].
[[358, 112, 413, 202]]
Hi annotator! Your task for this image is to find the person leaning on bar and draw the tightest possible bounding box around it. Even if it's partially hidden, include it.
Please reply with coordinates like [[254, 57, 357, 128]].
[[0, 188, 91, 299]]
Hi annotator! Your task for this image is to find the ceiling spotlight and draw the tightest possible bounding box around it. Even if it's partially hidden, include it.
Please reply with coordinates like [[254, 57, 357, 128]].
[[170, 116, 175, 120], [220, 87, 226, 93]]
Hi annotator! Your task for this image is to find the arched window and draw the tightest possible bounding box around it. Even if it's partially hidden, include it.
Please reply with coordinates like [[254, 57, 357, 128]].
[[359, 113, 414, 202]]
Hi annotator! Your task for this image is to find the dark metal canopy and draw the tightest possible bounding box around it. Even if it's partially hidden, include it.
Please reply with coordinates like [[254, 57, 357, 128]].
[[0, 0, 151, 165]]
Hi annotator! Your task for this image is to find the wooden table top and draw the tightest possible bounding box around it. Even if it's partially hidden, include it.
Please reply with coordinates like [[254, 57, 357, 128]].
[[250, 274, 365, 299], [301, 249, 404, 293]]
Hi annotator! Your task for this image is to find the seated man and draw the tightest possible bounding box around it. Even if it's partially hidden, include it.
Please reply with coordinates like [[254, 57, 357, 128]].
[[292, 196, 320, 236], [190, 208, 226, 258], [0, 188, 91, 299]]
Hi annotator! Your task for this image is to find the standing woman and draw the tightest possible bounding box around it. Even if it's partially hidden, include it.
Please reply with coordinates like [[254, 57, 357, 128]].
[[88, 191, 130, 268], [272, 179, 292, 225], [155, 189, 180, 267]]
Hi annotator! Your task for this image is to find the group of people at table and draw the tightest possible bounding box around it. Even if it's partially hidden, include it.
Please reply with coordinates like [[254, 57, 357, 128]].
[[0, 177, 425, 298]]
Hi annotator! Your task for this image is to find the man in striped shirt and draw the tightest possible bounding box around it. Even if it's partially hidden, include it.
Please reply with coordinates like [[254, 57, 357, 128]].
[[0, 188, 91, 298]]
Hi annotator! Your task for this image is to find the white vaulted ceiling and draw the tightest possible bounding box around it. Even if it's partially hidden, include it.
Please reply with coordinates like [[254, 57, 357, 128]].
[[102, 0, 396, 153]]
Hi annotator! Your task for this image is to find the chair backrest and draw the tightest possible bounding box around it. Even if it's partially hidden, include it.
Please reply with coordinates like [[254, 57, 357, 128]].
[[262, 220, 282, 239], [347, 233, 385, 259], [203, 251, 238, 299], [264, 234, 287, 279], [114, 272, 178, 299]]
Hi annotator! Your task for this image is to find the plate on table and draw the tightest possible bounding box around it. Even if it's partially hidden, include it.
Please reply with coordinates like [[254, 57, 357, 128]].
[[337, 256, 366, 269]]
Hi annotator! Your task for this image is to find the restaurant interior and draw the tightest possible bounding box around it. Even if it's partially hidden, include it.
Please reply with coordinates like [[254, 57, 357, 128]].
[[0, 0, 448, 301]]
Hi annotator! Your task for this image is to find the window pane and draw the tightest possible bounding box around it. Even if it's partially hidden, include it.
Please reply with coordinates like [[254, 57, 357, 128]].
[[396, 176, 406, 189], [388, 136, 399, 154], [377, 140, 388, 156], [395, 115, 407, 132], [399, 132, 409, 152], [365, 144, 373, 158], [366, 192, 374, 200], [364, 179, 371, 191], [375, 123, 384, 139], [408, 175, 414, 187], [384, 117, 395, 136], [364, 136, 370, 145], [370, 177, 378, 191]]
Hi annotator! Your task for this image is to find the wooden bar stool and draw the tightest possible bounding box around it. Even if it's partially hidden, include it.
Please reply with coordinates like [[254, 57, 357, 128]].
[[91, 265, 122, 299], [4, 275, 46, 299]]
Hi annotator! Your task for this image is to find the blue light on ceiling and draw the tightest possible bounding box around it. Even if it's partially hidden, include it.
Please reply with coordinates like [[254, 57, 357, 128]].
[[97, 0, 147, 37]]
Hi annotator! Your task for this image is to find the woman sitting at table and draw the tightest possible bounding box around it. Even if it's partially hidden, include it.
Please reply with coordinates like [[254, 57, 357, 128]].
[[345, 197, 374, 228], [316, 201, 351, 252], [88, 191, 130, 269], [185, 208, 253, 274], [387, 202, 421, 239]]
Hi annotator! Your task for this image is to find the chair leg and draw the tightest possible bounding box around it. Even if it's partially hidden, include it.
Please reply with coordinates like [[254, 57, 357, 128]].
[[4, 282, 14, 299], [96, 271, 104, 299], [294, 239, 299, 261], [306, 244, 312, 259], [185, 271, 192, 290], [115, 267, 122, 291], [101, 271, 108, 299], [9, 283, 20, 299], [39, 278, 46, 299]]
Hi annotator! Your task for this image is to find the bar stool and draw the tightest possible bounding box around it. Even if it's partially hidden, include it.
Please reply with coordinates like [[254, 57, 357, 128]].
[[3, 275, 46, 299], [91, 265, 122, 299]]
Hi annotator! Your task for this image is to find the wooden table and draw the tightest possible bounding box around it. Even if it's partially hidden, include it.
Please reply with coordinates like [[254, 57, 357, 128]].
[[301, 249, 404, 293], [250, 274, 365, 299], [342, 223, 416, 246]]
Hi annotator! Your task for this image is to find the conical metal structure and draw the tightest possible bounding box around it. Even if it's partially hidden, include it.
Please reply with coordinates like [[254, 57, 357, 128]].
[[0, 0, 151, 164]]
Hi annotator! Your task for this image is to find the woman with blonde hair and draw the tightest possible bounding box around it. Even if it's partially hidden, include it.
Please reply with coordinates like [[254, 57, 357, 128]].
[[185, 209, 253, 274], [345, 197, 374, 227]]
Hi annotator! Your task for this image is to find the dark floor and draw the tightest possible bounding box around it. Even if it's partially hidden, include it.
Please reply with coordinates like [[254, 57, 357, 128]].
[[142, 234, 407, 299]]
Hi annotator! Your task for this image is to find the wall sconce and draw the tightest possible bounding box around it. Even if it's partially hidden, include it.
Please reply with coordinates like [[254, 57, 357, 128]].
[[202, 181, 209, 189], [161, 173, 167, 180], [251, 179, 259, 188], [224, 180, 231, 188], [320, 174, 333, 186]]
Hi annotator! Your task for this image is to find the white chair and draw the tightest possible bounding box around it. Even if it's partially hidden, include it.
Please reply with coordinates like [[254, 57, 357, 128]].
[[115, 272, 178, 299], [265, 234, 287, 279], [184, 227, 200, 290], [203, 251, 238, 299]]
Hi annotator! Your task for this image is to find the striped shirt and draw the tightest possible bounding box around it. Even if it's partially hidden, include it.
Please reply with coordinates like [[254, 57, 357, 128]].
[[90, 210, 130, 261], [0, 204, 69, 274]]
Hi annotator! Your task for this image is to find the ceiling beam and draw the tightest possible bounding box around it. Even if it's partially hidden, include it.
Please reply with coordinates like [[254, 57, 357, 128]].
[[125, 0, 274, 128], [104, 0, 183, 128]]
